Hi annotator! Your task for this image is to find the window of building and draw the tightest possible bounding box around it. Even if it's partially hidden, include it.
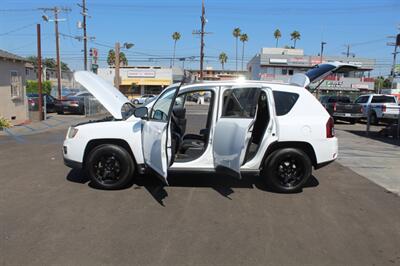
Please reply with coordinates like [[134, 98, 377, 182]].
[[10, 71, 23, 99], [221, 87, 259, 118], [288, 69, 294, 75], [273, 91, 299, 116], [281, 69, 288, 75]]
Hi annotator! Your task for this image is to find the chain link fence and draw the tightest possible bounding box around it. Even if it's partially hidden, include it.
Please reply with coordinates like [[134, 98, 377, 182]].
[[84, 96, 109, 117]]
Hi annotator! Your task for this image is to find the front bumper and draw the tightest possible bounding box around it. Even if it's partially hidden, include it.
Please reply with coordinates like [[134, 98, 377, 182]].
[[63, 157, 82, 169]]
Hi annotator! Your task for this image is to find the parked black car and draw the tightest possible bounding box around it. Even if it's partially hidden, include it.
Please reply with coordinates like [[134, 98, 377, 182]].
[[55, 91, 92, 115], [320, 95, 364, 124], [27, 93, 57, 113]]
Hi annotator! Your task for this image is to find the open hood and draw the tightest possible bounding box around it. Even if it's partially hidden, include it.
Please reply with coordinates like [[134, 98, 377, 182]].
[[289, 62, 359, 87], [74, 71, 131, 119]]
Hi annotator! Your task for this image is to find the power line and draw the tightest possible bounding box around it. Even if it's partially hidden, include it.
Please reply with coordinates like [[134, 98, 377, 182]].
[[0, 23, 36, 36]]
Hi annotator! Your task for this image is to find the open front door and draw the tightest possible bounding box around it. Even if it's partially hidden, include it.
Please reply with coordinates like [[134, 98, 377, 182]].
[[142, 86, 179, 184], [213, 86, 261, 178]]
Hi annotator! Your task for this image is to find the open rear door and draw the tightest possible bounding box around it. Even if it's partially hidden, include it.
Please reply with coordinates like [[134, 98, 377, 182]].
[[213, 85, 261, 178], [141, 86, 179, 184]]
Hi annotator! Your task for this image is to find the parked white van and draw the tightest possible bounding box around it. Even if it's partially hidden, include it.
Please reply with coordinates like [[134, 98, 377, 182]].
[[63, 62, 354, 192]]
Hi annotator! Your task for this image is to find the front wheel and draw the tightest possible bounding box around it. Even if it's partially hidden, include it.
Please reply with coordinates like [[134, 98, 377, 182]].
[[262, 148, 312, 193], [86, 144, 135, 190]]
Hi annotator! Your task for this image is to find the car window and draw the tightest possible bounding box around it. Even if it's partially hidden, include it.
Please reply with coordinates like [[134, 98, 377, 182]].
[[327, 97, 337, 103], [150, 87, 178, 122], [355, 96, 369, 104], [222, 87, 259, 118], [371, 96, 396, 103], [273, 91, 299, 116]]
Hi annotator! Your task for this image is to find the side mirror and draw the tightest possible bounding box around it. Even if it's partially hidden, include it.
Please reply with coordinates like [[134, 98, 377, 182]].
[[133, 106, 148, 119]]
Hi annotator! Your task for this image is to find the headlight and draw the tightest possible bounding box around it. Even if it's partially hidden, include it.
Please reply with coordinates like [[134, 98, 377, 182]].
[[67, 127, 79, 138]]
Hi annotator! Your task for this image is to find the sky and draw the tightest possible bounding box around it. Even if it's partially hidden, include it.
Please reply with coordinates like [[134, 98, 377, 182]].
[[0, 0, 399, 76]]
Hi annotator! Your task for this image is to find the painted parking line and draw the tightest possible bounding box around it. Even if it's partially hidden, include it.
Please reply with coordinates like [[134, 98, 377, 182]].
[[21, 125, 35, 131], [3, 128, 26, 143]]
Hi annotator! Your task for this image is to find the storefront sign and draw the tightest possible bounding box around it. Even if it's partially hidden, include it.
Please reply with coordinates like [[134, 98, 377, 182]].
[[325, 81, 344, 88], [127, 70, 156, 78], [351, 84, 369, 89], [269, 58, 287, 64]]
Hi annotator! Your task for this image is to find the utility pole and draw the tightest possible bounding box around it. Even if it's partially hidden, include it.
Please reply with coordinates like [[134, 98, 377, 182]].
[[37, 24, 43, 121], [320, 41, 326, 63], [193, 0, 210, 81], [39, 7, 70, 100], [114, 42, 121, 89], [54, 9, 62, 100], [78, 0, 88, 70]]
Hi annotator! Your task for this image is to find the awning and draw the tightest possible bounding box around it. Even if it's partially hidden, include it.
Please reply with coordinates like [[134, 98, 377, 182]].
[[121, 78, 172, 86]]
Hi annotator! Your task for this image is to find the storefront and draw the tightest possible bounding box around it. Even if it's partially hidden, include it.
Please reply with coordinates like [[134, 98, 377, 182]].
[[248, 47, 376, 94], [97, 66, 183, 98]]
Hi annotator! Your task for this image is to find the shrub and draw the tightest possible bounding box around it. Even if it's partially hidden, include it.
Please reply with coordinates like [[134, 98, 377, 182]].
[[26, 80, 52, 95], [0, 116, 12, 129]]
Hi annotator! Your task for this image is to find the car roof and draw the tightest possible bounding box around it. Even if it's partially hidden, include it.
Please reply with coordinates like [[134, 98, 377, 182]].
[[171, 80, 304, 93]]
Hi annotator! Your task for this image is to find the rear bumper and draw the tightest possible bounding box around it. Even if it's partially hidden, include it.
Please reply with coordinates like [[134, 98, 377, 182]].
[[315, 159, 335, 170], [333, 112, 363, 119]]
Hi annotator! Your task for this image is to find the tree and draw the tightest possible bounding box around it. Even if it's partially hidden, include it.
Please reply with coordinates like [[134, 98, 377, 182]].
[[290, 30, 301, 48], [26, 56, 70, 71], [171, 32, 181, 67], [240, 33, 248, 71], [107, 49, 128, 66], [232, 27, 241, 72], [219, 52, 228, 70], [274, 29, 281, 48], [26, 80, 52, 94]]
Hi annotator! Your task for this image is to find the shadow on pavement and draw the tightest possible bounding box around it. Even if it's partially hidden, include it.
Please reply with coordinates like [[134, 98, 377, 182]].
[[344, 129, 400, 147], [66, 169, 319, 206]]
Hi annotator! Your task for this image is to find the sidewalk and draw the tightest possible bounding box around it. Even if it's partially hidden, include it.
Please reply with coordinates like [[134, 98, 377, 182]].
[[336, 123, 400, 196], [0, 114, 105, 139]]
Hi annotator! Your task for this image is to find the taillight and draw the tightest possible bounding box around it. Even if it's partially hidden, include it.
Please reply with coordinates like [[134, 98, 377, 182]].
[[381, 105, 386, 112], [326, 117, 335, 138], [333, 103, 337, 112]]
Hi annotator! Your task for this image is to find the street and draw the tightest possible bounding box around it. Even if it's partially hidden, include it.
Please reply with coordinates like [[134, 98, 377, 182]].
[[1, 121, 400, 265]]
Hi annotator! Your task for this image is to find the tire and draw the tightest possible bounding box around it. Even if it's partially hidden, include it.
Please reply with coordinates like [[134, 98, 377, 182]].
[[262, 148, 312, 193], [133, 100, 139, 104], [369, 112, 378, 125], [85, 144, 135, 190], [57, 110, 64, 115]]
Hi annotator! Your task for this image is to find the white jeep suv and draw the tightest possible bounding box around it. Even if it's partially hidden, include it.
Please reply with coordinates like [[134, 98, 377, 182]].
[[63, 63, 350, 193]]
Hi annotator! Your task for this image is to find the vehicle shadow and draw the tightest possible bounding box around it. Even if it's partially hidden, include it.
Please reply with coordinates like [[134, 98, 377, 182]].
[[66, 169, 319, 206], [343, 129, 400, 147]]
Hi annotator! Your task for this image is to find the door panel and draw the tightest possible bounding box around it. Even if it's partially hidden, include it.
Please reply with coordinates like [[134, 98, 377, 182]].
[[142, 86, 179, 184], [213, 86, 261, 178]]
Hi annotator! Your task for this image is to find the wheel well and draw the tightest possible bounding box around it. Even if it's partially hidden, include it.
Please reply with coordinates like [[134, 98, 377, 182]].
[[262, 141, 317, 168], [83, 139, 136, 166]]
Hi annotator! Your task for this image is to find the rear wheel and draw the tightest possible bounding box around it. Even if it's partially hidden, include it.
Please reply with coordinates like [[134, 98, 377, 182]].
[[133, 100, 139, 104], [262, 148, 312, 193], [86, 144, 135, 190]]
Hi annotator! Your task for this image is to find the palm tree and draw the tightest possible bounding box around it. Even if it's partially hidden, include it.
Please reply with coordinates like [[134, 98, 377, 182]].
[[219, 52, 228, 70], [171, 32, 181, 67], [232, 27, 241, 72], [290, 30, 301, 48], [240, 33, 248, 71], [273, 29, 281, 48]]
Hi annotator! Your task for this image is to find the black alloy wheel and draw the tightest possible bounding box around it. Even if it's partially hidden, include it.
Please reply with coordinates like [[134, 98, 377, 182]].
[[263, 148, 312, 193], [86, 144, 135, 189]]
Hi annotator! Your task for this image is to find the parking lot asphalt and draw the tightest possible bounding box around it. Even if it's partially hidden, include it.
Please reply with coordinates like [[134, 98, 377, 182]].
[[335, 122, 400, 196], [1, 115, 400, 265]]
